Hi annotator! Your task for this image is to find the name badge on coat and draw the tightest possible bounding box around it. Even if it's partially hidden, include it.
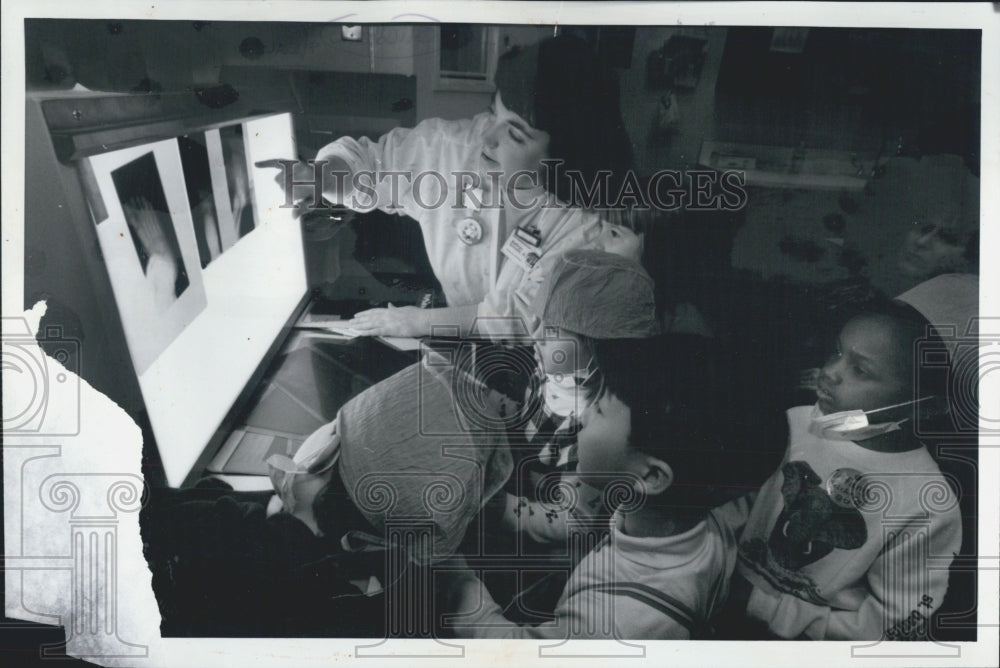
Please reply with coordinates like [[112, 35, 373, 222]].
[[501, 225, 542, 271]]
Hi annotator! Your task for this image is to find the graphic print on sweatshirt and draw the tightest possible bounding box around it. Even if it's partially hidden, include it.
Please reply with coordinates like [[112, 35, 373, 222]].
[[740, 461, 868, 605]]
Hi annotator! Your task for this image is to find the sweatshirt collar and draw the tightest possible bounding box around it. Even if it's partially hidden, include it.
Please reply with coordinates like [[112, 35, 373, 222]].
[[608, 510, 712, 569]]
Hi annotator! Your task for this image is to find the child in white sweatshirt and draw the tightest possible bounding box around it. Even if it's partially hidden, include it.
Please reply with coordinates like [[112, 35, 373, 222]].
[[715, 297, 963, 640]]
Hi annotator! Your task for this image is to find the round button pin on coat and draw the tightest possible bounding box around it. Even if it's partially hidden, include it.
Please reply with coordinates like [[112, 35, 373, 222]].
[[457, 217, 483, 245]]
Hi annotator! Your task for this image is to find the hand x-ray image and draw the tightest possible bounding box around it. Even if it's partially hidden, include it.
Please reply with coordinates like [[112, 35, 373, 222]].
[[111, 152, 191, 313], [219, 123, 256, 240], [178, 134, 223, 269]]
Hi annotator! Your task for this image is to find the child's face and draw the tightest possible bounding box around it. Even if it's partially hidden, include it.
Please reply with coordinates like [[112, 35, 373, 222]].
[[816, 315, 910, 415], [575, 392, 640, 479], [480, 92, 551, 187], [598, 221, 644, 261]]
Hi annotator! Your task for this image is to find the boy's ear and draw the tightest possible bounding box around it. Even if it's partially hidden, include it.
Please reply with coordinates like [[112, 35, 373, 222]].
[[635, 455, 673, 498]]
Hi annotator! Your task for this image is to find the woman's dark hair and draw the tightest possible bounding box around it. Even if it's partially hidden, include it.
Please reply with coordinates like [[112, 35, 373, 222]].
[[495, 34, 635, 206]]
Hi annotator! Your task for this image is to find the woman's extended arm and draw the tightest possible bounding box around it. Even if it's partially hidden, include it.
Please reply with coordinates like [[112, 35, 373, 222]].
[[256, 155, 354, 217], [346, 303, 480, 338]]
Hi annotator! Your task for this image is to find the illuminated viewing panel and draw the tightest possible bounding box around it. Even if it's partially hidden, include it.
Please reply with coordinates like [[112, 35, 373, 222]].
[[84, 112, 304, 486]]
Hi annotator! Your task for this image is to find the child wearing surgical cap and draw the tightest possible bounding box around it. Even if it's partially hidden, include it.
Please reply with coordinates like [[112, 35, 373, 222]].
[[497, 248, 660, 544], [266, 249, 658, 564], [143, 348, 514, 636], [266, 358, 513, 567]]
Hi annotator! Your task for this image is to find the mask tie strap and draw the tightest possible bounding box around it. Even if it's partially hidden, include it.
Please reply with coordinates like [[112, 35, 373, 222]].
[[577, 359, 599, 385], [863, 395, 936, 417]]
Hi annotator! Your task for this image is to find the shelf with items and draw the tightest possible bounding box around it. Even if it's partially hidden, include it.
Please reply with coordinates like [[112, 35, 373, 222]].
[[698, 140, 873, 191]]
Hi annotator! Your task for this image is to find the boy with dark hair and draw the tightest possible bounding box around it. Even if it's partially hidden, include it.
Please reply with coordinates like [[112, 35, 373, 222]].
[[497, 248, 660, 543], [437, 335, 785, 639]]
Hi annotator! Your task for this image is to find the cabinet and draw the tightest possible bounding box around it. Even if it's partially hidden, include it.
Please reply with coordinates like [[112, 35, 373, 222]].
[[220, 24, 416, 76]]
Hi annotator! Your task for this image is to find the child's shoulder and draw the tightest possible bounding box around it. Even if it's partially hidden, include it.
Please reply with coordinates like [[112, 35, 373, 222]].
[[612, 514, 735, 573]]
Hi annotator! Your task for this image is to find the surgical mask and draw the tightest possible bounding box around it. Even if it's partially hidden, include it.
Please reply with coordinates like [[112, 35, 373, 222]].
[[542, 366, 597, 418], [266, 419, 340, 515], [808, 397, 933, 442]]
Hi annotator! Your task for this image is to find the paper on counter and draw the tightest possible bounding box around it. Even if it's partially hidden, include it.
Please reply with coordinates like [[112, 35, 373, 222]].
[[312, 323, 362, 338], [296, 312, 363, 337], [296, 318, 361, 338]]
